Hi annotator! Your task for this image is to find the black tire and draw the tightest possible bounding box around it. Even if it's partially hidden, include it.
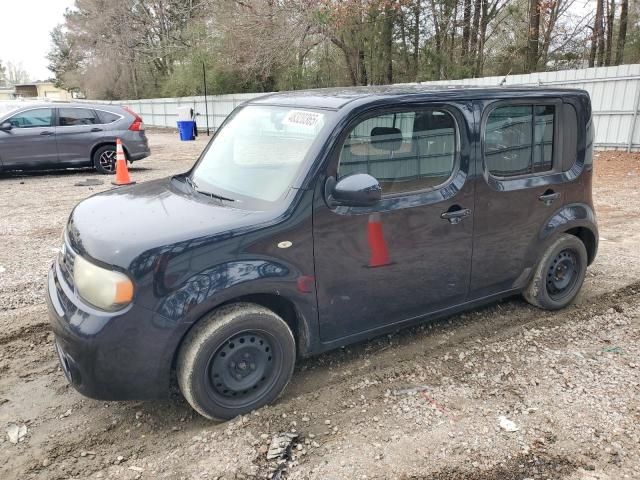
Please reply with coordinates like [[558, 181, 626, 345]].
[[176, 303, 296, 420], [523, 233, 588, 310], [92, 145, 117, 174]]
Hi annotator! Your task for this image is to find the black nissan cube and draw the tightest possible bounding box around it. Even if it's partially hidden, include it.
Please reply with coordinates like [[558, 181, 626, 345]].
[[47, 86, 598, 420]]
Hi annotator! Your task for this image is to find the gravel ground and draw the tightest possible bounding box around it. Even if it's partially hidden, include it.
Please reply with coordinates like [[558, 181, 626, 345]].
[[0, 133, 639, 480]]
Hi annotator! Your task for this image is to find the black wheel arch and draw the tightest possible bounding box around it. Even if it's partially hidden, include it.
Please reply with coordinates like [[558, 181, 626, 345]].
[[170, 292, 312, 372], [564, 226, 597, 265], [539, 203, 598, 266], [90, 141, 130, 161]]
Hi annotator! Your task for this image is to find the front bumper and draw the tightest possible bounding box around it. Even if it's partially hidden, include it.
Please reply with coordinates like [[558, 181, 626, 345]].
[[46, 260, 185, 400]]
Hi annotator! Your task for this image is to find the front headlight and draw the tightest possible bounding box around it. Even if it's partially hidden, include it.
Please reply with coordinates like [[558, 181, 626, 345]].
[[73, 255, 134, 311]]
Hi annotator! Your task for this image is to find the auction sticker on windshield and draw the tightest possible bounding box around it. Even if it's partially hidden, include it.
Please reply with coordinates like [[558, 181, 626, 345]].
[[282, 110, 324, 129]]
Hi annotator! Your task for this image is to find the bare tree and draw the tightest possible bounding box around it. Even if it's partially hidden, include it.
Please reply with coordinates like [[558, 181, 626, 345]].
[[382, 4, 395, 84], [462, 0, 472, 61], [527, 0, 541, 72], [0, 59, 6, 86], [539, 0, 576, 67], [615, 0, 628, 65], [46, 0, 610, 99], [589, 0, 604, 67], [605, 0, 615, 66], [6, 62, 30, 84]]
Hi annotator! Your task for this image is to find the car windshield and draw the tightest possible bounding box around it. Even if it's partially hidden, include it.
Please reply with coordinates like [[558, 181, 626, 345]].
[[191, 105, 331, 203]]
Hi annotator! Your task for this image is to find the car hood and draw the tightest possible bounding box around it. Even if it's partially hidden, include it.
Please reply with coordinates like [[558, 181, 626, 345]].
[[67, 176, 278, 270]]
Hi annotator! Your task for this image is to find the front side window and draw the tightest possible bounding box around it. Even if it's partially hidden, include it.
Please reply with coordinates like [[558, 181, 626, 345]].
[[338, 109, 456, 195], [191, 106, 331, 203], [485, 104, 555, 177], [59, 108, 99, 126], [8, 108, 53, 128]]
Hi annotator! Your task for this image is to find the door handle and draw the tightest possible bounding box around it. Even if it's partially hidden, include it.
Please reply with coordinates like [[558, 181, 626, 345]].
[[90, 127, 103, 132], [40, 131, 54, 136], [539, 191, 560, 206], [441, 207, 472, 225]]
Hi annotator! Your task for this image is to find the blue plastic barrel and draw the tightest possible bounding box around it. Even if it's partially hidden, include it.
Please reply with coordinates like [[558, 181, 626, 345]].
[[177, 120, 196, 141]]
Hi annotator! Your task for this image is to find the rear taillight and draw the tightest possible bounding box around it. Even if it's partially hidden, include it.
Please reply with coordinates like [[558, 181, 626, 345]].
[[129, 119, 144, 131], [123, 106, 144, 131]]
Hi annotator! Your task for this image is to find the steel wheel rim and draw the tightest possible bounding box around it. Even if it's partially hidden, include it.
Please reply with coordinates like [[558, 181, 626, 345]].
[[204, 330, 282, 409], [99, 150, 116, 172], [546, 248, 579, 300]]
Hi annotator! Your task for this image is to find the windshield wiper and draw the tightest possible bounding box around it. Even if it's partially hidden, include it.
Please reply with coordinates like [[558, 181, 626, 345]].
[[184, 175, 235, 202], [184, 175, 198, 191], [197, 190, 235, 202]]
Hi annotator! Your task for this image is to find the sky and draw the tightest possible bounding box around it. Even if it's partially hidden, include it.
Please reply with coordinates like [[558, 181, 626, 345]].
[[0, 0, 75, 82]]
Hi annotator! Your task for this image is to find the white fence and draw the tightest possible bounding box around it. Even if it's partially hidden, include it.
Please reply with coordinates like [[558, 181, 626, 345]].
[[4, 64, 640, 150], [84, 92, 265, 134]]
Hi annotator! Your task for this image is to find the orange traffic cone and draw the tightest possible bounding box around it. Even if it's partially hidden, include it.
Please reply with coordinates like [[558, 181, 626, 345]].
[[367, 213, 391, 267], [111, 138, 135, 186]]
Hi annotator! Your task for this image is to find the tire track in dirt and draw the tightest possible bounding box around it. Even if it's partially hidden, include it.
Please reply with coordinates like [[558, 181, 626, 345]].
[[419, 453, 581, 480], [0, 321, 50, 346]]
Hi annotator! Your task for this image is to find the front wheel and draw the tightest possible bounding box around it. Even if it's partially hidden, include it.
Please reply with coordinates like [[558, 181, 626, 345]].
[[177, 303, 296, 420], [523, 233, 588, 310]]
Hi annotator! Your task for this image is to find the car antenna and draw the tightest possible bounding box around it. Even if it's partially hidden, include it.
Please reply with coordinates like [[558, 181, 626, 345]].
[[499, 69, 512, 86]]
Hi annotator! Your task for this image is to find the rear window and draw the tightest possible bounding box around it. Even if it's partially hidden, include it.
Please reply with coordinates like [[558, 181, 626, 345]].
[[484, 104, 555, 177], [59, 108, 99, 126], [96, 110, 121, 124]]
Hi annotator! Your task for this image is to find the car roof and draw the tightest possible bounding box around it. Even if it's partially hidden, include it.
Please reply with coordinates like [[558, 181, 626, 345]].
[[0, 102, 126, 120], [0, 102, 123, 111], [247, 84, 589, 110]]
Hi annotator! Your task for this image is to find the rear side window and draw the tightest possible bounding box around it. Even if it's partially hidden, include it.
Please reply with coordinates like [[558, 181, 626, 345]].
[[561, 104, 578, 170], [584, 118, 594, 167], [338, 109, 456, 195], [58, 108, 99, 126], [484, 104, 555, 177], [8, 108, 53, 128], [96, 110, 121, 124]]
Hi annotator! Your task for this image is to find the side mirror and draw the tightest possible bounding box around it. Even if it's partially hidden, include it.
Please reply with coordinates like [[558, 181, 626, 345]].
[[326, 173, 382, 207], [0, 122, 12, 131]]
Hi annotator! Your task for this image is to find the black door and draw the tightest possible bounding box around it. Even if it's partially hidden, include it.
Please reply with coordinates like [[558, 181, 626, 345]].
[[313, 103, 475, 342], [470, 99, 570, 297]]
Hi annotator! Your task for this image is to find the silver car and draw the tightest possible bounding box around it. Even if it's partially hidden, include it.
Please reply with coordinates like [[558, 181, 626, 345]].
[[0, 102, 150, 174]]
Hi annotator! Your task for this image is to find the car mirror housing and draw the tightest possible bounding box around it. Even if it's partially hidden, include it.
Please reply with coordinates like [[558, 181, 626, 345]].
[[0, 121, 12, 131], [326, 173, 382, 208]]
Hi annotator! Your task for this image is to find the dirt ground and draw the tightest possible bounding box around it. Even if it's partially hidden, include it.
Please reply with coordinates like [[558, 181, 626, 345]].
[[0, 133, 639, 480]]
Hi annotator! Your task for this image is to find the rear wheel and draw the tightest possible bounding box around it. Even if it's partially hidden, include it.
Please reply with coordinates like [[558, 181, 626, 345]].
[[177, 303, 296, 420], [92, 145, 117, 174], [523, 234, 587, 310]]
